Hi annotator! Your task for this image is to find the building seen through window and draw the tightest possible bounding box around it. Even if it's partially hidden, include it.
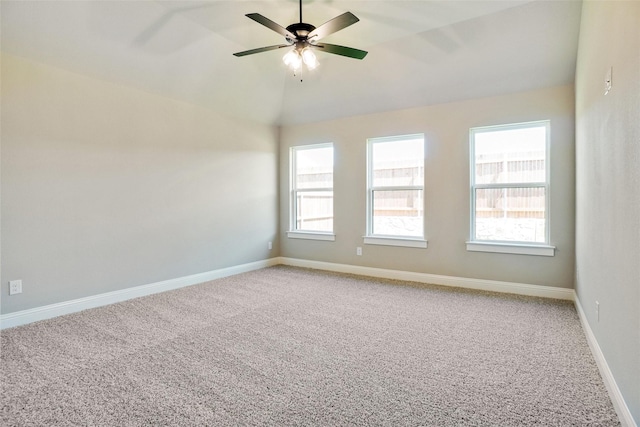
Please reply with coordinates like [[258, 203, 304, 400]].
[[367, 135, 425, 239], [471, 121, 549, 244], [291, 144, 334, 233]]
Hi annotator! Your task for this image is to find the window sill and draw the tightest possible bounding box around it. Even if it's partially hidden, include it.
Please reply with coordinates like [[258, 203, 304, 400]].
[[287, 231, 336, 241], [466, 241, 555, 257], [364, 236, 428, 249]]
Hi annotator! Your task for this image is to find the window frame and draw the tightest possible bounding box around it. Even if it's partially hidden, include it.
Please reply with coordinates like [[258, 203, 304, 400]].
[[365, 134, 427, 248], [467, 120, 555, 256], [287, 143, 335, 241]]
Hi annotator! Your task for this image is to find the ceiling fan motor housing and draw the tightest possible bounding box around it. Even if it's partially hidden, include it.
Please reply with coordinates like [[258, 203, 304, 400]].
[[286, 23, 316, 44]]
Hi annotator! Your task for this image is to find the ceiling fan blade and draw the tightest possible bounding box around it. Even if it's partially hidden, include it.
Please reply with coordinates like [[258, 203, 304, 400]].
[[308, 12, 359, 41], [311, 43, 368, 60], [233, 44, 290, 57], [245, 13, 297, 40]]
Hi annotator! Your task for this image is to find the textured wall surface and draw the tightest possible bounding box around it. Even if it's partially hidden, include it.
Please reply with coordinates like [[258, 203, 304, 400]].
[[1, 54, 279, 314], [575, 1, 640, 424]]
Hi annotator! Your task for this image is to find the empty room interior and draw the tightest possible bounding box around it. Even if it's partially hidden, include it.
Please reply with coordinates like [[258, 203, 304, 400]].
[[1, 0, 638, 425]]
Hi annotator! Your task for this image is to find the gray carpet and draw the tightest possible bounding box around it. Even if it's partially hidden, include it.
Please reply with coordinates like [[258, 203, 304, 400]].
[[1, 266, 619, 426]]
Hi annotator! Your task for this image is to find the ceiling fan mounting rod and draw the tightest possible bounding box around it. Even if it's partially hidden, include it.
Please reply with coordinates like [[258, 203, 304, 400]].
[[299, 0, 302, 23]]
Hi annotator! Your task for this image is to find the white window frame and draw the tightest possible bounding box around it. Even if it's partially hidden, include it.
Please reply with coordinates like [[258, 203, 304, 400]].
[[467, 120, 555, 256], [287, 143, 335, 241], [364, 134, 427, 249]]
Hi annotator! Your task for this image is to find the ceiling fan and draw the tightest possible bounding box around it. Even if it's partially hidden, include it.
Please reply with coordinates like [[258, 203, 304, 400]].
[[233, 0, 367, 71]]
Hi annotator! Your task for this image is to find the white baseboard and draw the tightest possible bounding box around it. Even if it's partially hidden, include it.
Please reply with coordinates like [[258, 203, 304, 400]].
[[278, 257, 575, 301], [0, 256, 575, 330], [0, 258, 280, 330], [574, 297, 637, 427]]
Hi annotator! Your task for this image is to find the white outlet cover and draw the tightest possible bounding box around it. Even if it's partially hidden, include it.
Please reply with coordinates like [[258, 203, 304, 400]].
[[9, 280, 22, 295]]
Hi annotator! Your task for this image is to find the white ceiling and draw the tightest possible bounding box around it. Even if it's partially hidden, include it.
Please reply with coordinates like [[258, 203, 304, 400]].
[[1, 1, 583, 125]]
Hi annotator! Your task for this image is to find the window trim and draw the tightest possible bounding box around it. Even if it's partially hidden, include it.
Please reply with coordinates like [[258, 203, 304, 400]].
[[287, 231, 336, 241], [465, 241, 555, 257], [468, 120, 554, 256], [365, 134, 427, 247], [364, 236, 428, 248], [289, 143, 334, 238]]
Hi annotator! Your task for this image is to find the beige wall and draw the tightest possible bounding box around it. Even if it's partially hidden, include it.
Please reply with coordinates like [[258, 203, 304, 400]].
[[280, 85, 575, 289], [575, 1, 640, 423], [1, 54, 279, 314]]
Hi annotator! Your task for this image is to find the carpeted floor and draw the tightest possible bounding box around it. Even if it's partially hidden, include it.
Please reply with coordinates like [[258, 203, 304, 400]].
[[1, 266, 619, 426]]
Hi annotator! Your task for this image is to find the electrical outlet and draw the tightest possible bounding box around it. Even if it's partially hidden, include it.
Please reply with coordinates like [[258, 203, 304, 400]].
[[9, 280, 22, 295], [595, 301, 600, 322], [356, 247, 362, 256], [268, 241, 273, 250]]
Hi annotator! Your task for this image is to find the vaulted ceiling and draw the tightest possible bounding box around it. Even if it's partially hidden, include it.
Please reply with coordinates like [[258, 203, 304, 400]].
[[1, 1, 582, 125]]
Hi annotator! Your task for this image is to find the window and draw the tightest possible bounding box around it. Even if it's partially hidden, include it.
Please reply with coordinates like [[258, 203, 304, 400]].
[[468, 121, 554, 256], [288, 144, 335, 241], [365, 134, 427, 248]]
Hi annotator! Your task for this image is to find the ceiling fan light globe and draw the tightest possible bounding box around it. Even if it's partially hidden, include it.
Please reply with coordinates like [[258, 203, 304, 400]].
[[285, 50, 303, 70], [302, 48, 318, 70], [292, 57, 303, 71], [283, 50, 303, 71], [282, 50, 294, 64]]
